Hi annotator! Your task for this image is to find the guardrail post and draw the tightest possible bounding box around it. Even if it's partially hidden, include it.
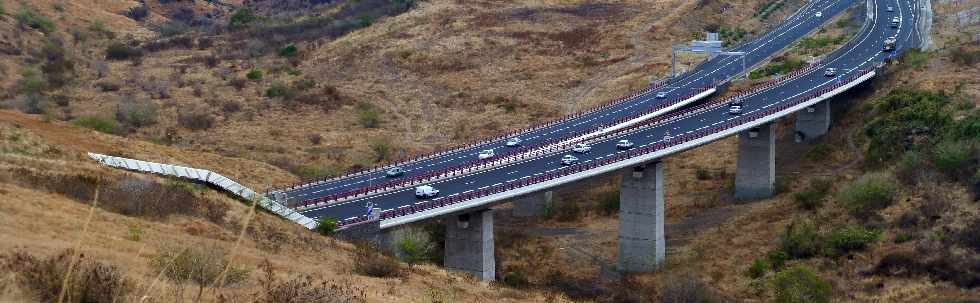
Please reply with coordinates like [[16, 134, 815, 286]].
[[617, 162, 665, 272], [734, 122, 776, 200], [444, 209, 495, 281], [794, 100, 831, 142]]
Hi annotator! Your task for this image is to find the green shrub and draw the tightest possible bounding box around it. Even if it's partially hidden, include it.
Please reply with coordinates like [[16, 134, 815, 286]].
[[895, 151, 926, 185], [893, 233, 912, 243], [115, 98, 159, 128], [805, 144, 832, 161], [352, 242, 402, 278], [278, 43, 298, 57], [105, 42, 142, 60], [72, 116, 118, 134], [695, 167, 711, 180], [767, 250, 789, 271], [14, 7, 55, 33], [837, 172, 898, 219], [15, 67, 45, 96], [265, 81, 296, 99], [396, 236, 433, 267], [780, 219, 822, 259], [2, 249, 133, 303], [177, 111, 215, 131], [900, 49, 929, 69], [229, 8, 257, 28], [151, 246, 250, 301], [773, 265, 831, 303], [502, 270, 529, 288], [948, 46, 980, 66], [826, 225, 879, 256], [864, 89, 951, 164], [932, 139, 975, 177], [792, 178, 831, 210], [357, 102, 381, 128], [246, 68, 262, 80], [746, 257, 769, 279], [315, 217, 336, 236], [154, 20, 191, 38]]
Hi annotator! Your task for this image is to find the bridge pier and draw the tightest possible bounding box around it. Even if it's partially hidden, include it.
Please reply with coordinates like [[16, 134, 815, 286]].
[[444, 209, 495, 281], [735, 123, 776, 200], [512, 191, 553, 217], [794, 100, 830, 142], [616, 162, 665, 272]]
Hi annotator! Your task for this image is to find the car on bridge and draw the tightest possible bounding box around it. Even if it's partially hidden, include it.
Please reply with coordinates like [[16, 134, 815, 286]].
[[505, 137, 522, 147], [729, 104, 743, 115], [616, 139, 634, 150], [385, 167, 405, 178], [572, 143, 592, 153], [887, 6, 894, 12], [655, 92, 667, 99], [824, 68, 837, 77], [478, 149, 495, 160], [815, 11, 822, 17], [883, 36, 897, 52], [560, 155, 579, 165], [415, 185, 440, 198], [891, 17, 900, 27]]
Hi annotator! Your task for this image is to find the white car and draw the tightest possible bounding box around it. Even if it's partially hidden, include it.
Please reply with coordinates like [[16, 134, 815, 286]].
[[385, 167, 405, 177], [505, 137, 522, 147], [616, 139, 634, 150], [572, 143, 591, 153], [891, 17, 900, 27], [729, 104, 743, 115], [478, 149, 494, 160], [560, 155, 579, 165], [815, 11, 822, 17], [415, 185, 439, 198], [824, 68, 837, 77], [655, 92, 667, 99], [887, 6, 894, 12]]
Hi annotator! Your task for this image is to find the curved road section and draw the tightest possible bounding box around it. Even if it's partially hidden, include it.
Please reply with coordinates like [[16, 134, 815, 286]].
[[279, 0, 856, 204], [304, 0, 920, 228]]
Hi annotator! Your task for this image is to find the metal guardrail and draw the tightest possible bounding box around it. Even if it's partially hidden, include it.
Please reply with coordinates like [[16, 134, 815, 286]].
[[330, 64, 878, 229], [87, 153, 318, 230]]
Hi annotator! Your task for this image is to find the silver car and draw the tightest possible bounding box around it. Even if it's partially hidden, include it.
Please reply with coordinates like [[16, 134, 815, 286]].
[[560, 155, 579, 165], [386, 167, 405, 177]]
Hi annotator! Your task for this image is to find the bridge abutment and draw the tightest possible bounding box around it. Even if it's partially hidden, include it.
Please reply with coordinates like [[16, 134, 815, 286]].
[[794, 100, 830, 142], [616, 162, 665, 272], [444, 209, 495, 281], [512, 191, 553, 217], [735, 123, 776, 200]]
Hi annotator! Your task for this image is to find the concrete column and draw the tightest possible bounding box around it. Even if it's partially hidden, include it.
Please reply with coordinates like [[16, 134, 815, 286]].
[[735, 123, 776, 200], [794, 101, 830, 142], [512, 191, 553, 217], [445, 209, 495, 281], [616, 162, 665, 272]]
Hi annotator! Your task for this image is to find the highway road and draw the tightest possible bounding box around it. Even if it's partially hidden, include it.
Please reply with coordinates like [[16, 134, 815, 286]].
[[282, 0, 858, 203], [302, 0, 920, 223]]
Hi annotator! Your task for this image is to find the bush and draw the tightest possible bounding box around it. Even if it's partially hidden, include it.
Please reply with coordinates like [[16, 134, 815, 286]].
[[229, 8, 256, 29], [105, 43, 142, 60], [178, 110, 215, 131], [551, 200, 584, 222], [695, 167, 711, 180], [315, 217, 336, 236], [72, 116, 119, 134], [948, 46, 980, 66], [253, 260, 366, 303], [356, 102, 382, 128], [278, 43, 299, 57], [124, 5, 148, 21], [352, 242, 402, 278], [502, 270, 529, 288], [772, 266, 831, 303], [900, 49, 929, 69], [745, 258, 768, 279], [837, 172, 898, 218], [895, 151, 927, 185], [780, 219, 822, 259], [246, 68, 262, 80], [15, 7, 55, 33], [396, 236, 434, 267], [792, 178, 832, 210], [1, 249, 132, 303], [16, 66, 45, 96], [40, 38, 75, 88], [115, 97, 158, 128], [265, 81, 297, 99], [767, 250, 789, 271], [661, 273, 718, 303], [932, 139, 975, 177], [371, 139, 391, 162], [826, 225, 879, 256], [154, 20, 191, 38], [863, 89, 951, 164], [958, 218, 980, 252], [151, 246, 250, 301]]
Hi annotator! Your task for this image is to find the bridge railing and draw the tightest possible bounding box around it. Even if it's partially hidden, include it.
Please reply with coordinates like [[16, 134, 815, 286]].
[[267, 78, 679, 194], [333, 65, 878, 229]]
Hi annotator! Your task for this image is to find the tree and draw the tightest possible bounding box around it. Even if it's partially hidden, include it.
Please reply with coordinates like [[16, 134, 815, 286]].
[[316, 217, 336, 236]]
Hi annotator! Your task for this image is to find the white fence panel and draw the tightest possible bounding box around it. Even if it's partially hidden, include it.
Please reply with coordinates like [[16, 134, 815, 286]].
[[87, 153, 318, 230]]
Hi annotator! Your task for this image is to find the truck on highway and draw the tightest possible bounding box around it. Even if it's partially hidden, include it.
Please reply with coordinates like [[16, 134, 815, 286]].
[[415, 185, 439, 198]]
